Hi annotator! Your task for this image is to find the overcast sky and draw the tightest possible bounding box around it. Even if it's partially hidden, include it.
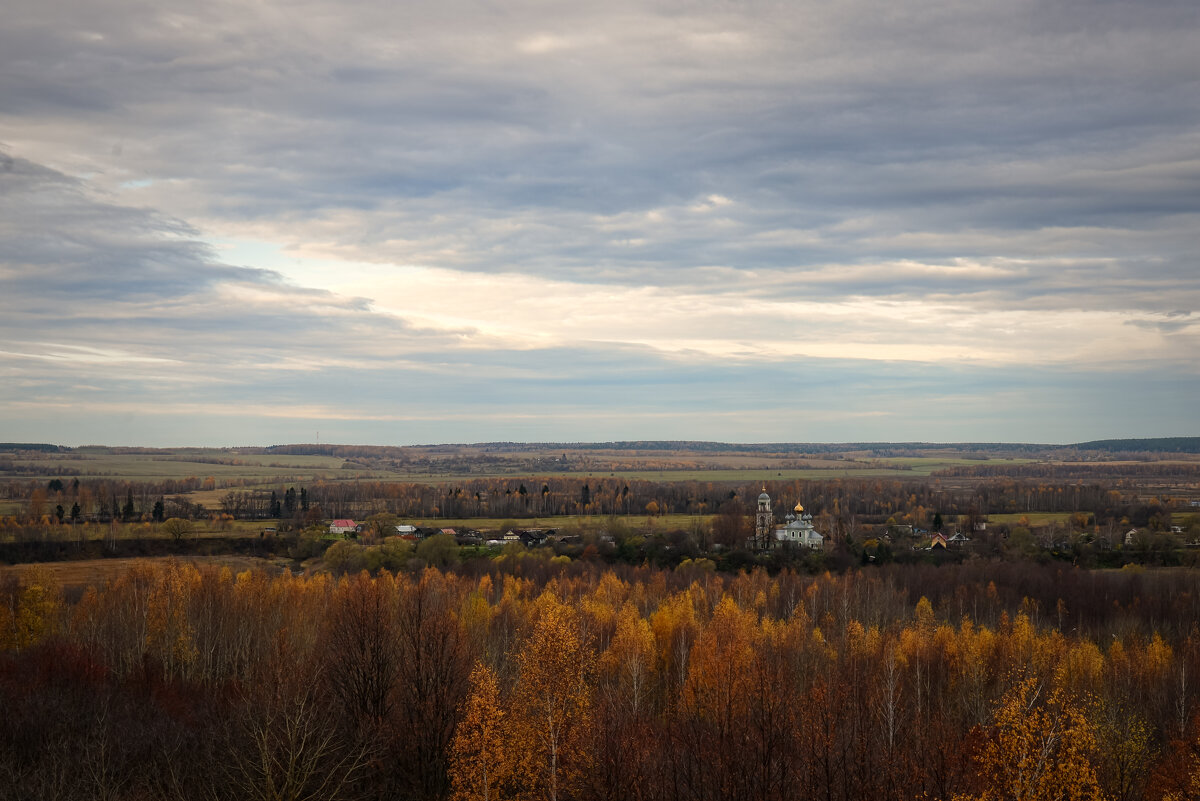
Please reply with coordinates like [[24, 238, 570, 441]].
[[2, 0, 1198, 446]]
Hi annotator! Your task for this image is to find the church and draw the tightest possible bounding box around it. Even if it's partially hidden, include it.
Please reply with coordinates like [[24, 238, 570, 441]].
[[752, 488, 824, 550]]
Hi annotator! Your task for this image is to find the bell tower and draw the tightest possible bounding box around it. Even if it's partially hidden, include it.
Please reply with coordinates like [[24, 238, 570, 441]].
[[755, 487, 773, 550]]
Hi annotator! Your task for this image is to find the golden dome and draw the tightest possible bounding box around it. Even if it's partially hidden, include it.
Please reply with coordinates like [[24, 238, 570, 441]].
[[794, 502, 804, 513]]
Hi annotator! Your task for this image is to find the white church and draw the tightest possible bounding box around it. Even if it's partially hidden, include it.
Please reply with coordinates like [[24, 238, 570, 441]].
[[752, 488, 824, 551]]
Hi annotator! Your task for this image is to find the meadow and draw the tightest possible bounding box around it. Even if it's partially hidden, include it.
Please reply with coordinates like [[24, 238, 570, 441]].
[[4, 449, 383, 481], [1, 446, 1041, 487], [0, 554, 288, 592], [404, 513, 713, 532]]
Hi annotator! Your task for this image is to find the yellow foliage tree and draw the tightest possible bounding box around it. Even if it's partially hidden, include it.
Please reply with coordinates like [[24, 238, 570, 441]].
[[145, 561, 199, 677], [962, 677, 1104, 801], [449, 662, 508, 801], [508, 595, 594, 801], [600, 601, 657, 717], [0, 566, 63, 651]]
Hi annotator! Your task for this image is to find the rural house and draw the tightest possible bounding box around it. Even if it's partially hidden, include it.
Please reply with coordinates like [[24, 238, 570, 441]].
[[329, 518, 358, 535]]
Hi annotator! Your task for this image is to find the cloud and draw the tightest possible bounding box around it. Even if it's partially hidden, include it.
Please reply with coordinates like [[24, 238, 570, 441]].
[[1, 0, 1199, 443]]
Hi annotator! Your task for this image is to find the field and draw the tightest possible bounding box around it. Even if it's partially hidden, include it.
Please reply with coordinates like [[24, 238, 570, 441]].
[[986, 512, 1078, 526], [0, 555, 289, 592], [3, 449, 388, 482], [405, 513, 713, 531], [0, 446, 1043, 487]]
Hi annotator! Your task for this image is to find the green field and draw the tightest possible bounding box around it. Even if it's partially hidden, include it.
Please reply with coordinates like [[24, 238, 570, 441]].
[[987, 512, 1079, 526], [879, 456, 1040, 475], [402, 513, 713, 531], [389, 461, 999, 483], [4, 450, 390, 481], [2, 448, 1041, 484], [0, 518, 280, 542], [0, 555, 291, 590]]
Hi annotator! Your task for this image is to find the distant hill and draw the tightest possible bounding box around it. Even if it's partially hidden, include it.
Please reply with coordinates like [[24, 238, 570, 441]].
[[18, 439, 1200, 455], [1070, 437, 1200, 453], [0, 443, 62, 453], [505, 441, 1054, 454]]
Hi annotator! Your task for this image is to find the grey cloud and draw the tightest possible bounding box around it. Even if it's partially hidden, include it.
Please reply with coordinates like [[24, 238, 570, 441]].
[[6, 342, 1197, 446], [1126, 312, 1200, 334], [6, 0, 1193, 306], [0, 152, 481, 401], [0, 154, 250, 299], [2, 0, 1200, 443]]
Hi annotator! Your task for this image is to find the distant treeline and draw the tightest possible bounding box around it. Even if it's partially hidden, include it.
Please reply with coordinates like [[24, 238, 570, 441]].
[[232, 477, 1163, 532], [934, 462, 1200, 479], [1071, 437, 1200, 454], [1, 475, 1176, 528], [550, 440, 1056, 454], [269, 441, 1058, 456]]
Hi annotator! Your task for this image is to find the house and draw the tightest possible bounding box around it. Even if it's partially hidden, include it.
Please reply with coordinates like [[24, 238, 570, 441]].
[[930, 532, 948, 549], [948, 532, 970, 549], [395, 524, 418, 535], [520, 530, 548, 547], [329, 518, 357, 535], [1125, 529, 1139, 546]]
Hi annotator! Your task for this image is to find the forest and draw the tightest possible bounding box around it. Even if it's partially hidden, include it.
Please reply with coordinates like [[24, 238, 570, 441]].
[[4, 558, 1200, 801], [1, 473, 1179, 527]]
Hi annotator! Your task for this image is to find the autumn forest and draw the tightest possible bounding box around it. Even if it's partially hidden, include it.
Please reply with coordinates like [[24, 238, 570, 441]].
[[4, 558, 1200, 801]]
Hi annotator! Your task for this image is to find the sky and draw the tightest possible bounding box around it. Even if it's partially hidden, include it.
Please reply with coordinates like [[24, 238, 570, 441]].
[[2, 0, 1198, 447]]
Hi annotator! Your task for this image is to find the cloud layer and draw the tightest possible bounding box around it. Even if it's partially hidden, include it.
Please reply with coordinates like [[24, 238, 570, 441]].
[[2, 0, 1198, 444]]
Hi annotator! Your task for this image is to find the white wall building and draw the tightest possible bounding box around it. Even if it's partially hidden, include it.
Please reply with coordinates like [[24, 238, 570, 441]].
[[774, 502, 823, 549], [751, 490, 824, 550]]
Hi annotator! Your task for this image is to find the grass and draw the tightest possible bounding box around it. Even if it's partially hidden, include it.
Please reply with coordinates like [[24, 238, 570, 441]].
[[0, 519, 281, 543], [0, 555, 290, 591], [392, 466, 974, 483], [877, 456, 1040, 475], [2, 451, 388, 481], [402, 513, 713, 531], [987, 512, 1080, 526], [4, 448, 1048, 486]]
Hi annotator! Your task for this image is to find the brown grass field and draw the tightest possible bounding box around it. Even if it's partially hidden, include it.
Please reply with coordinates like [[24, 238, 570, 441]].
[[0, 555, 292, 592], [404, 513, 712, 531]]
